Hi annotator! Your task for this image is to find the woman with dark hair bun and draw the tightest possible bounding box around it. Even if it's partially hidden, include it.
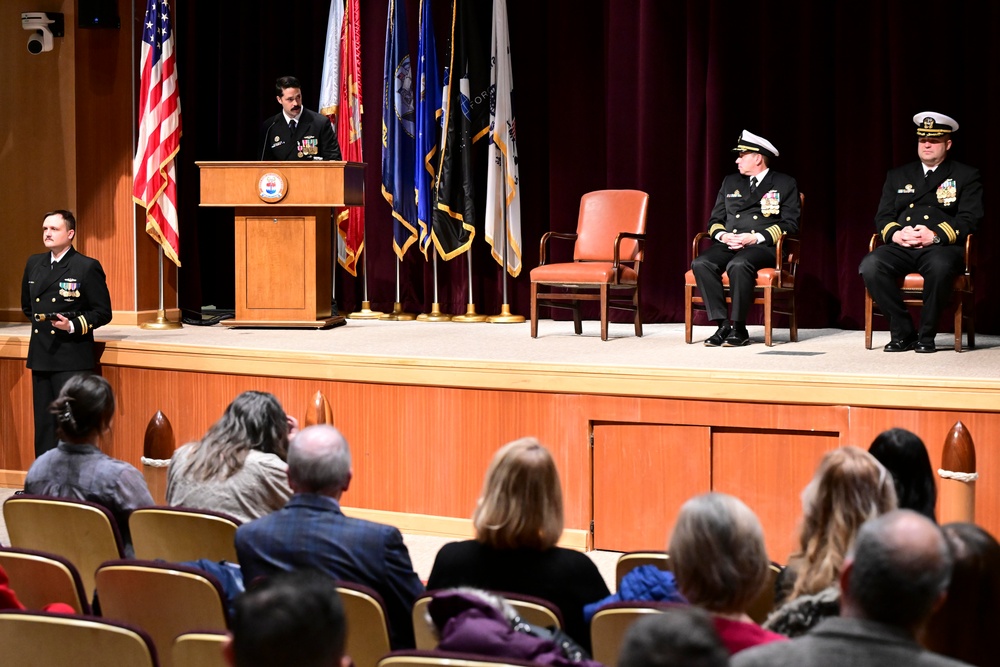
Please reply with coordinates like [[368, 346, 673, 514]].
[[868, 428, 937, 520], [24, 375, 153, 554]]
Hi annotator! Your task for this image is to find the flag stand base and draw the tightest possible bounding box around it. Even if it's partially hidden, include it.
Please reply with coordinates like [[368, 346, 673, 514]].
[[140, 310, 183, 330], [452, 304, 488, 323], [380, 302, 417, 321], [487, 303, 525, 324], [348, 301, 383, 320], [417, 303, 451, 322]]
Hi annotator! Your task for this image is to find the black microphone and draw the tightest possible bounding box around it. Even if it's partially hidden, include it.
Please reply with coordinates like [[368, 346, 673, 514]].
[[260, 117, 279, 161]]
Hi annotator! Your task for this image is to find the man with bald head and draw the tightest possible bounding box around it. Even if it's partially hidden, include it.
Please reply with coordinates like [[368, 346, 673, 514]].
[[733, 510, 970, 666], [235, 424, 424, 649]]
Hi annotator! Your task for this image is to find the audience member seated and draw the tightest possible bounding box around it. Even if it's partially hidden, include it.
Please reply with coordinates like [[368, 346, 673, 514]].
[[425, 587, 601, 667], [921, 522, 1000, 667], [226, 569, 350, 667], [733, 510, 967, 667], [617, 607, 730, 667], [765, 446, 897, 637], [669, 493, 786, 655], [427, 437, 610, 652], [24, 375, 153, 555], [235, 424, 424, 649], [868, 427, 937, 520], [167, 391, 294, 523]]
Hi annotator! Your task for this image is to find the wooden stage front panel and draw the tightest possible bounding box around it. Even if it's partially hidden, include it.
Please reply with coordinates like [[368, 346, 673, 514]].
[[2, 342, 998, 561]]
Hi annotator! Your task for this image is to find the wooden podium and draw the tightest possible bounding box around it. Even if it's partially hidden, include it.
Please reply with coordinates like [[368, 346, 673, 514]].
[[196, 161, 365, 328]]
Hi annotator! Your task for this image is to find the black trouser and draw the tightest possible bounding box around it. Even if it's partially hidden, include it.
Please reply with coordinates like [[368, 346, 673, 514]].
[[859, 243, 963, 341], [31, 369, 90, 458], [691, 243, 776, 323]]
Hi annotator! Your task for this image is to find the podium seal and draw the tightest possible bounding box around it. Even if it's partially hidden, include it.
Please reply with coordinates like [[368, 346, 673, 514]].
[[258, 171, 287, 202]]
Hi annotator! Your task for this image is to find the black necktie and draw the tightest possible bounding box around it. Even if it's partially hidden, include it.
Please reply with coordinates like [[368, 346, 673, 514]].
[[749, 176, 758, 193], [925, 169, 933, 180], [289, 119, 297, 134]]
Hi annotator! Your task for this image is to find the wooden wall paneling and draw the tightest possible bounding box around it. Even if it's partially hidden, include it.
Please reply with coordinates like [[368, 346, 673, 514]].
[[0, 359, 34, 471], [326, 384, 592, 527], [711, 429, 842, 562], [75, 0, 137, 315], [576, 395, 851, 435], [593, 423, 712, 552], [847, 407, 1000, 539], [0, 0, 77, 321]]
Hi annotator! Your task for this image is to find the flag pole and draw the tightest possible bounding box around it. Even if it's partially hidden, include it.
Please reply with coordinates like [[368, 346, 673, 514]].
[[140, 246, 182, 329], [331, 211, 339, 316], [452, 251, 487, 322], [348, 242, 382, 319], [417, 246, 451, 321], [381, 257, 417, 320], [488, 150, 523, 323]]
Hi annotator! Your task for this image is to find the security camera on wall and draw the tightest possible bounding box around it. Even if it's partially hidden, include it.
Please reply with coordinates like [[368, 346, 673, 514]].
[[21, 12, 64, 55]]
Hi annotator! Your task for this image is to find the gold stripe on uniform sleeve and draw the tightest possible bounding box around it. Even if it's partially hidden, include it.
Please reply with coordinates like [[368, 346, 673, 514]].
[[766, 226, 782, 244], [939, 222, 958, 244], [79, 316, 89, 335], [882, 221, 901, 243], [709, 223, 726, 237]]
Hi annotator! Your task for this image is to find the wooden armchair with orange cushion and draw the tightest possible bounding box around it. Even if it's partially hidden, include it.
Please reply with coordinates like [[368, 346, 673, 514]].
[[684, 193, 805, 347], [864, 233, 975, 352], [530, 190, 649, 341]]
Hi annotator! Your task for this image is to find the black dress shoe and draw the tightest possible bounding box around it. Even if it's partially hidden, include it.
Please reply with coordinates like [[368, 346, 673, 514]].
[[704, 324, 732, 347], [915, 339, 937, 353], [883, 334, 918, 352], [723, 329, 751, 347]]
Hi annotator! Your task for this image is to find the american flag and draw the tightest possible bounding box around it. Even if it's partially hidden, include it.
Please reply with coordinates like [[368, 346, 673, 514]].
[[132, 0, 182, 267]]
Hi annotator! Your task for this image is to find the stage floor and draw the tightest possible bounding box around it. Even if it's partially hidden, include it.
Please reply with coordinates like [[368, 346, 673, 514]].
[[3, 320, 998, 412]]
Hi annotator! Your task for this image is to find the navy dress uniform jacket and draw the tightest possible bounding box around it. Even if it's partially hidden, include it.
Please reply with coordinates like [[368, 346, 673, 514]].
[[707, 170, 801, 244], [874, 159, 983, 244], [261, 107, 342, 161], [21, 247, 112, 372]]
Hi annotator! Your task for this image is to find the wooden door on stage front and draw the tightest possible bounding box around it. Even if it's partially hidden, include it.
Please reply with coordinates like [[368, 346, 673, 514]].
[[712, 430, 839, 562], [592, 424, 839, 559], [593, 424, 711, 552]]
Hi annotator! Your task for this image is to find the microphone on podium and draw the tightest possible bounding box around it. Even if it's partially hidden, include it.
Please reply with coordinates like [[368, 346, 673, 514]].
[[260, 118, 279, 161]]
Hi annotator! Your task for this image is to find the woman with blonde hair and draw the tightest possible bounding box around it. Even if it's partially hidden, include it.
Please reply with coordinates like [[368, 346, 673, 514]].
[[167, 391, 294, 523], [669, 492, 786, 654], [764, 446, 897, 636], [427, 437, 609, 652]]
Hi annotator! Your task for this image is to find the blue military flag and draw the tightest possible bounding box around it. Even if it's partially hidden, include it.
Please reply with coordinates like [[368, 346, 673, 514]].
[[415, 0, 442, 258], [382, 0, 418, 259]]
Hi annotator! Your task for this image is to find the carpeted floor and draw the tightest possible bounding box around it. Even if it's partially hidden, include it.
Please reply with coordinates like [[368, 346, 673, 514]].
[[4, 319, 998, 380]]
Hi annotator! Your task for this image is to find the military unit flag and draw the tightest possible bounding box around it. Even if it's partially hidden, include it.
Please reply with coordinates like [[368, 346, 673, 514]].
[[484, 0, 522, 277], [382, 0, 419, 259], [336, 0, 365, 275], [318, 0, 345, 120], [415, 0, 442, 258], [431, 0, 492, 260]]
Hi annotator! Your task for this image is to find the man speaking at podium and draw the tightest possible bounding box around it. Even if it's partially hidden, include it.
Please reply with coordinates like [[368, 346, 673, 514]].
[[261, 76, 341, 161]]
